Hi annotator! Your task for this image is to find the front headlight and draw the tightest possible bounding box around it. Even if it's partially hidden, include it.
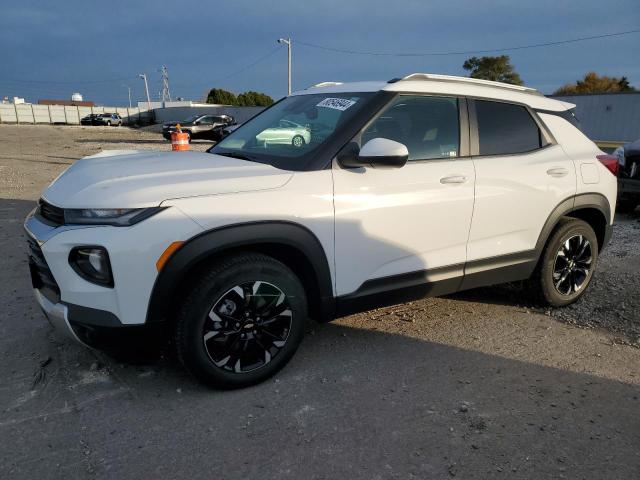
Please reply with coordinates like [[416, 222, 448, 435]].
[[64, 207, 165, 226]]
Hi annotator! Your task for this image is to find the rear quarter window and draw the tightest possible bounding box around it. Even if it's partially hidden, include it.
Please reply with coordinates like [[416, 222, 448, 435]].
[[475, 100, 542, 156], [536, 108, 581, 131]]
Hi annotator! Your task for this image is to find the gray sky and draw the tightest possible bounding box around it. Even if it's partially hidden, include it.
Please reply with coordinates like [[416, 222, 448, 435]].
[[1, 0, 639, 105]]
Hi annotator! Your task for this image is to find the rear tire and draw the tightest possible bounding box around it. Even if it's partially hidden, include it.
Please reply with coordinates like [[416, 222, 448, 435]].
[[529, 218, 598, 307], [175, 253, 307, 389]]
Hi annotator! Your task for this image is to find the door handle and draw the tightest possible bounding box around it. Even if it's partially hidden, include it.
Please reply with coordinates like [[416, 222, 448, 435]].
[[546, 167, 569, 178], [440, 175, 468, 184]]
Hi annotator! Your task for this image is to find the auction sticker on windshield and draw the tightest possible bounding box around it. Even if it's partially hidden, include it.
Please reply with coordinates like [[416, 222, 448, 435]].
[[316, 98, 357, 111]]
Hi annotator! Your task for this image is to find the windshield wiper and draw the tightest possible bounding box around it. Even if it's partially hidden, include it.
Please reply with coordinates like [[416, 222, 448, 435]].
[[213, 151, 253, 161]]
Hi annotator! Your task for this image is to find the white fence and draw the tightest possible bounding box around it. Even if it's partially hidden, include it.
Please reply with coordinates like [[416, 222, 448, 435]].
[[0, 104, 152, 125], [0, 104, 265, 126]]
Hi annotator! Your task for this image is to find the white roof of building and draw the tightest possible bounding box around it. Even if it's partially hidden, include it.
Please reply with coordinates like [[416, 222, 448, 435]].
[[296, 73, 574, 112]]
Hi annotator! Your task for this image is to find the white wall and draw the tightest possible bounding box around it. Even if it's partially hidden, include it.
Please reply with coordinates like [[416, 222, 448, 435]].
[[0, 103, 263, 126], [0, 104, 151, 125]]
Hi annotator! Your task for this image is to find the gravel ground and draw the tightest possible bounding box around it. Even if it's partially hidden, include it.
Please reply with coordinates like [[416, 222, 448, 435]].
[[1, 125, 639, 479], [454, 213, 640, 347], [550, 215, 640, 345]]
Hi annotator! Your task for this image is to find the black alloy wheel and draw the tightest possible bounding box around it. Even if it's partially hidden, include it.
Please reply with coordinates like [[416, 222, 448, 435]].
[[530, 217, 598, 307], [202, 280, 293, 373], [175, 253, 307, 388], [552, 234, 593, 296]]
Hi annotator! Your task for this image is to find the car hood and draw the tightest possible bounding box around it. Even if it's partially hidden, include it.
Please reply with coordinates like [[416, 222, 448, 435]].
[[42, 150, 293, 208]]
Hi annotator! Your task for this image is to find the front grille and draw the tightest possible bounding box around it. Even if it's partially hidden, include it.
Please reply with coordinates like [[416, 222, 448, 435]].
[[27, 238, 61, 304], [38, 199, 65, 226]]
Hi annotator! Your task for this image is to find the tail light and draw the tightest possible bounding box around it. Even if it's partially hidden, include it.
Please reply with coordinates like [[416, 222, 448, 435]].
[[596, 154, 619, 176]]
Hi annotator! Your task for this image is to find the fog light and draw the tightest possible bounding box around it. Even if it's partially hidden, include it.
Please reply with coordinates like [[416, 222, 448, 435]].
[[69, 247, 113, 287]]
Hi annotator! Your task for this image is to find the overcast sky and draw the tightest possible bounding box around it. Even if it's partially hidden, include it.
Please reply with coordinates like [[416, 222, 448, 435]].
[[1, 0, 639, 105]]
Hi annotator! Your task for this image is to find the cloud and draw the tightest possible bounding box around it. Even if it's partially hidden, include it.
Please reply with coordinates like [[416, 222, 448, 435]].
[[1, 0, 638, 103]]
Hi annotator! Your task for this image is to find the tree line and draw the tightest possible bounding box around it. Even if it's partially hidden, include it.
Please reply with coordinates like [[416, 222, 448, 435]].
[[206, 88, 274, 106], [462, 55, 636, 94], [205, 57, 635, 103]]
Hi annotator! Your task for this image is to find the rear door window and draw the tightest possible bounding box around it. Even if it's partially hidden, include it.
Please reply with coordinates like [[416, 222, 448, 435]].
[[475, 100, 542, 156]]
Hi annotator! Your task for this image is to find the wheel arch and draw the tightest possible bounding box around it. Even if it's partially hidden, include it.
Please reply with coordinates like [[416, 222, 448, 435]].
[[146, 221, 336, 325], [535, 193, 612, 256]]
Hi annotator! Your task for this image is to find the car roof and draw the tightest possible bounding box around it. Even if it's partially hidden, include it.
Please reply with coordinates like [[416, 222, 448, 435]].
[[295, 73, 574, 112]]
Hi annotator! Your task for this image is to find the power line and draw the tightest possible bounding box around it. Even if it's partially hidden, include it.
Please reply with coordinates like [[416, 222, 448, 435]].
[[2, 47, 282, 93], [209, 46, 282, 84], [296, 28, 640, 57]]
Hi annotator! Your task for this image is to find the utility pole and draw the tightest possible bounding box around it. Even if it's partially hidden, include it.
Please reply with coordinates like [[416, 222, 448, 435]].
[[277, 37, 292, 95], [123, 84, 132, 108], [138, 73, 152, 107], [138, 73, 153, 123], [159, 65, 172, 103]]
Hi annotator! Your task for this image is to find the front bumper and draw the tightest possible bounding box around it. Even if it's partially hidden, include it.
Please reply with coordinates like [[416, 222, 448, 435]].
[[33, 288, 86, 345], [34, 286, 167, 349], [26, 219, 123, 346], [23, 204, 204, 346]]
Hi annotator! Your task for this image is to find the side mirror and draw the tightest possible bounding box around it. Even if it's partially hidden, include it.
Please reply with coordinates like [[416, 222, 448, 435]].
[[339, 138, 409, 169]]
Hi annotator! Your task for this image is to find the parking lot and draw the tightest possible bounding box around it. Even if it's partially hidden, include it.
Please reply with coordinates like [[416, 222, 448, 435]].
[[1, 125, 639, 479]]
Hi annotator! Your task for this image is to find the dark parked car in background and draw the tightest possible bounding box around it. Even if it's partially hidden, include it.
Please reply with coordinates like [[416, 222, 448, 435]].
[[162, 114, 236, 142], [80, 113, 101, 125], [81, 113, 122, 126], [614, 139, 640, 213]]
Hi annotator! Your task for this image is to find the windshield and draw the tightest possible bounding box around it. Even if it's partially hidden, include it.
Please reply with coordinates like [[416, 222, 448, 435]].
[[210, 93, 374, 170], [181, 115, 200, 123]]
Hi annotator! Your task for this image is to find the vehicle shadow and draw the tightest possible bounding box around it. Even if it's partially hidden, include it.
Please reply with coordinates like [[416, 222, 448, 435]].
[[2, 197, 640, 478], [4, 317, 639, 479], [446, 282, 539, 308]]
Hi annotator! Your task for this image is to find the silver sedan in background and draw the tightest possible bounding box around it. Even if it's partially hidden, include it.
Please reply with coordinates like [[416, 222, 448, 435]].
[[255, 119, 311, 147]]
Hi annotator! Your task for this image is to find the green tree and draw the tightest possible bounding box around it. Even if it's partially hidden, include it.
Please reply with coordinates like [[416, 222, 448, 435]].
[[237, 91, 274, 107], [205, 88, 274, 106], [554, 72, 637, 95], [206, 88, 237, 105], [462, 55, 524, 85]]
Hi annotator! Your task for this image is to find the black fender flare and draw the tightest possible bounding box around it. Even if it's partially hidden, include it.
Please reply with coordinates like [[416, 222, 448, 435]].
[[145, 221, 335, 324], [534, 193, 612, 256]]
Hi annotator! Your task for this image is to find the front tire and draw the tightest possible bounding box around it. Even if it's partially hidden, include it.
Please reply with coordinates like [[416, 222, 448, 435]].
[[531, 218, 598, 307], [106, 121, 111, 126], [292, 135, 305, 147], [175, 253, 307, 389]]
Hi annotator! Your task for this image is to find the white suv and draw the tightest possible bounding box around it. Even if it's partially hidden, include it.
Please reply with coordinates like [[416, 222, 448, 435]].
[[25, 73, 617, 388]]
